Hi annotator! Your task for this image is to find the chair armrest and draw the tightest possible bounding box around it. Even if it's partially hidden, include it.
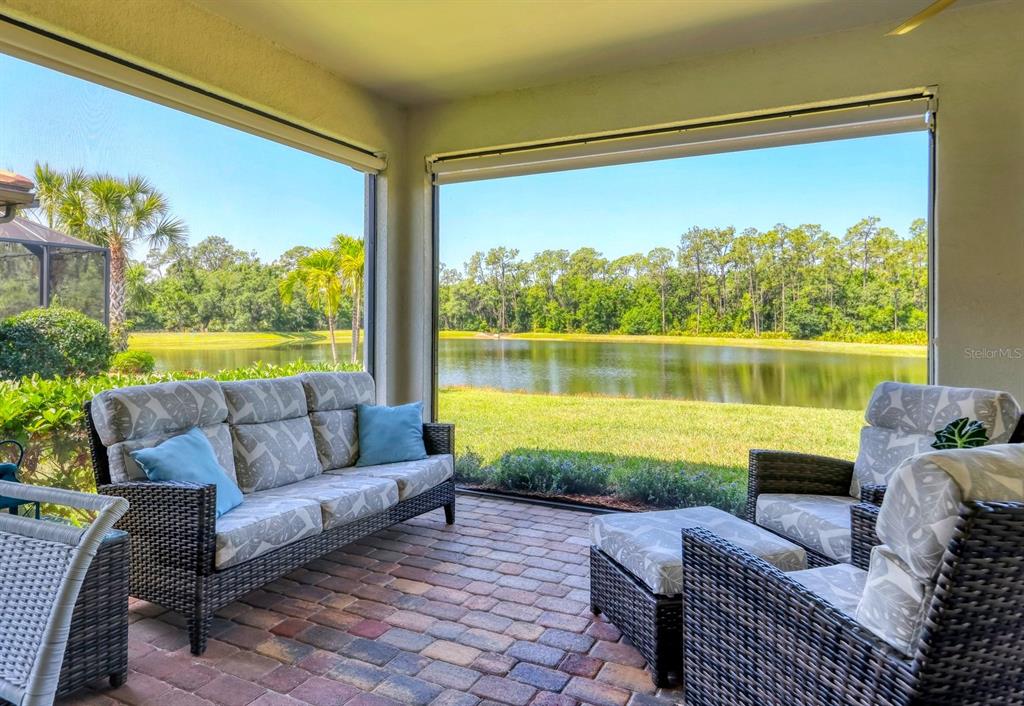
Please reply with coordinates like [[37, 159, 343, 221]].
[[860, 483, 887, 505], [98, 480, 217, 576], [681, 527, 910, 704], [851, 503, 883, 571], [745, 449, 855, 521], [423, 422, 455, 456]]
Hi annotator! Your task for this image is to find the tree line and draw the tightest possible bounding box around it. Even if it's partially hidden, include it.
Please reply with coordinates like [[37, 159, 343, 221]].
[[440, 218, 927, 342]]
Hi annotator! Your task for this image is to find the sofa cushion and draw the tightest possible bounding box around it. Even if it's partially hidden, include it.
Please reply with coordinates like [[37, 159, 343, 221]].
[[309, 410, 359, 471], [261, 473, 399, 530], [131, 427, 243, 518], [755, 494, 857, 562], [230, 416, 321, 493], [299, 371, 375, 412], [355, 402, 427, 467], [215, 492, 322, 569], [91, 378, 227, 446], [591, 506, 806, 595], [107, 423, 236, 484], [221, 377, 308, 424], [328, 454, 453, 501], [789, 563, 867, 617], [852, 382, 1020, 496]]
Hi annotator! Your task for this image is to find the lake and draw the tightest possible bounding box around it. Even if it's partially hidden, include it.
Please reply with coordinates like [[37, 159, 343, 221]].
[[146, 337, 926, 411]]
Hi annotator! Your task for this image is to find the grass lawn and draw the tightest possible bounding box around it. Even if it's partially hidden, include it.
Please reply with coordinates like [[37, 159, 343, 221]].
[[440, 330, 926, 358], [438, 386, 863, 489], [130, 330, 339, 349]]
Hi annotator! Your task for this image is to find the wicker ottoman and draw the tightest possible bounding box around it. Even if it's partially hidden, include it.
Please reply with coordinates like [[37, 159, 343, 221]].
[[589, 506, 806, 687]]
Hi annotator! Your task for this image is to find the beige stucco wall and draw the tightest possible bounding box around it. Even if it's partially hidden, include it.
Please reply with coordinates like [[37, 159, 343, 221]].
[[399, 0, 1024, 407]]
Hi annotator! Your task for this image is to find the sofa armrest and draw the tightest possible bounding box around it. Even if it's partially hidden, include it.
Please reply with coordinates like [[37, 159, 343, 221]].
[[860, 483, 887, 506], [681, 527, 909, 704], [98, 480, 217, 577], [851, 502, 883, 571], [745, 449, 855, 522], [424, 422, 455, 456]]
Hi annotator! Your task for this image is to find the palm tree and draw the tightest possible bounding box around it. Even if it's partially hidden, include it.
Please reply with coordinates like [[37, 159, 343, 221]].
[[32, 165, 186, 346], [333, 234, 365, 364], [279, 249, 344, 363]]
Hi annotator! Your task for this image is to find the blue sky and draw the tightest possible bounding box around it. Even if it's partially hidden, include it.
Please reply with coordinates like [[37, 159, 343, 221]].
[[0, 53, 366, 262], [440, 131, 928, 269], [1, 52, 927, 268]]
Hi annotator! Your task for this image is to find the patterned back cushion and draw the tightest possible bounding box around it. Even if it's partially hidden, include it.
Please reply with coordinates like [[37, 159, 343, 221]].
[[299, 372, 376, 471], [851, 382, 1021, 496], [91, 379, 235, 483], [221, 377, 320, 492], [855, 444, 1024, 654]]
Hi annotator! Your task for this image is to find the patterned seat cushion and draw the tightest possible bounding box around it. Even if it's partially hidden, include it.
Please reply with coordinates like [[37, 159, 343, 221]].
[[591, 506, 806, 595], [789, 563, 867, 617], [855, 444, 1024, 654], [299, 372, 376, 472], [755, 494, 857, 562], [261, 473, 399, 530], [215, 492, 322, 569], [221, 377, 321, 493], [852, 382, 1020, 496], [90, 379, 236, 484], [329, 454, 453, 501]]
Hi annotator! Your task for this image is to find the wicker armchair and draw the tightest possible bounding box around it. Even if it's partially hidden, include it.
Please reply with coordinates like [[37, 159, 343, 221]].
[[747, 382, 1020, 567], [0, 481, 128, 706], [685, 444, 1024, 706]]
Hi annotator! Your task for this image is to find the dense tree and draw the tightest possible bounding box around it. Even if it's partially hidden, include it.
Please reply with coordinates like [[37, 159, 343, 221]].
[[439, 217, 927, 342]]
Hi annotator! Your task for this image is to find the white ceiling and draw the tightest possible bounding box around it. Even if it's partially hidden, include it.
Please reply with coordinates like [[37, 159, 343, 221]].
[[193, 0, 983, 105]]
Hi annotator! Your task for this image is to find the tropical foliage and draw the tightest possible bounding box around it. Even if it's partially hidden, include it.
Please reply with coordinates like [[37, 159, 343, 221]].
[[33, 164, 187, 347], [0, 307, 113, 379], [440, 217, 927, 341]]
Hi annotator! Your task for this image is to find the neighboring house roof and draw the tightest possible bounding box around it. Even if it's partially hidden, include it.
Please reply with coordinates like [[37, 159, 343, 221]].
[[0, 217, 107, 252]]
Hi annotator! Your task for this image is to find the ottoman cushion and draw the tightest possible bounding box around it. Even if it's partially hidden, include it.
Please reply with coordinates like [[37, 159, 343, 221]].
[[590, 506, 806, 595]]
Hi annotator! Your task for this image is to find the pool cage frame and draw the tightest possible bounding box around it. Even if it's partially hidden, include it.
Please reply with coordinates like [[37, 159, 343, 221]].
[[0, 218, 110, 326]]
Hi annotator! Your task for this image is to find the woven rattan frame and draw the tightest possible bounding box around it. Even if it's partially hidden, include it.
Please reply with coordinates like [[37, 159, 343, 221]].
[[85, 401, 456, 655], [851, 502, 882, 571], [56, 530, 129, 695], [590, 547, 681, 687], [681, 501, 1024, 706]]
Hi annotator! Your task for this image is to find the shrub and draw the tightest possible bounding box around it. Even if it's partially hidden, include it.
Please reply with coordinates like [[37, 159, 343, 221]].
[[490, 451, 610, 496], [0, 307, 113, 379], [454, 449, 489, 484], [615, 465, 744, 515], [110, 350, 156, 374]]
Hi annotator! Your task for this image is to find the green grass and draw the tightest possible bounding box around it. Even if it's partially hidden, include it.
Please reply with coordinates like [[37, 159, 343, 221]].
[[129, 330, 339, 349], [438, 386, 863, 488], [439, 330, 926, 358]]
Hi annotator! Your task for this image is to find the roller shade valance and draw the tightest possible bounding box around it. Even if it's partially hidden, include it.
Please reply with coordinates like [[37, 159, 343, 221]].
[[429, 95, 933, 185]]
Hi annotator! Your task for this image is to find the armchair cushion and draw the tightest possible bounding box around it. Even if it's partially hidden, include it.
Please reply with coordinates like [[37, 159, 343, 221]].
[[854, 546, 932, 654], [329, 454, 453, 501], [261, 473, 398, 529], [215, 492, 322, 569], [755, 493, 857, 562], [852, 382, 1020, 496], [789, 563, 867, 617], [591, 506, 806, 595]]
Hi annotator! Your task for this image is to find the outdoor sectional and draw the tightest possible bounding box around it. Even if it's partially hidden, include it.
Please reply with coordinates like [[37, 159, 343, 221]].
[[84, 371, 455, 655]]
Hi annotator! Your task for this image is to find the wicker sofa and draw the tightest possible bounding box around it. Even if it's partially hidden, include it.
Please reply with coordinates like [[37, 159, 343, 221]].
[[685, 442, 1024, 706], [85, 371, 455, 655], [747, 381, 1021, 568]]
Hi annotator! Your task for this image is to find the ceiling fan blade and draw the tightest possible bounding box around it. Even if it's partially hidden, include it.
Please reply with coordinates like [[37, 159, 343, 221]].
[[887, 0, 959, 35]]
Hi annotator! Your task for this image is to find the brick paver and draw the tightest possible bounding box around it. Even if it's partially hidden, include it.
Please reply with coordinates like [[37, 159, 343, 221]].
[[56, 495, 684, 705]]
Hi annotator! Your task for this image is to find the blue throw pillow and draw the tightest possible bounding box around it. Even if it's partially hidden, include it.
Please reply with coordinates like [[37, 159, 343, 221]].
[[356, 402, 428, 467], [131, 427, 243, 518]]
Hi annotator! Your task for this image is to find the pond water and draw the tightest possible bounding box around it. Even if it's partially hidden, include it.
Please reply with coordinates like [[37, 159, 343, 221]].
[[146, 337, 926, 411]]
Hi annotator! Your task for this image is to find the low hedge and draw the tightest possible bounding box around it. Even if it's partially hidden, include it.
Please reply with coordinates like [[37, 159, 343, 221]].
[[0, 307, 113, 379], [110, 350, 156, 374]]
